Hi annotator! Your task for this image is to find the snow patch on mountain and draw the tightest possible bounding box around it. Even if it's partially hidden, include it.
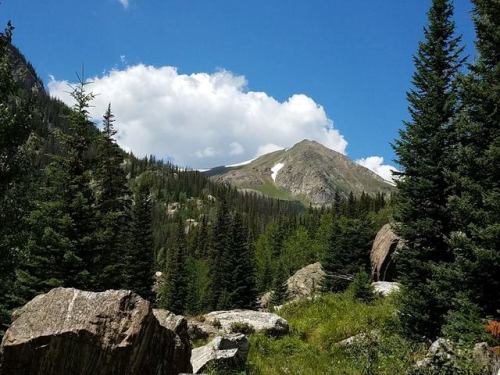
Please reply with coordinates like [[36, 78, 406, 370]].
[[271, 162, 285, 182], [226, 157, 258, 168]]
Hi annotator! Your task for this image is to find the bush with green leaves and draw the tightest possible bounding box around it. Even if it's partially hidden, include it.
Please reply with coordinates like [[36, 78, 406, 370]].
[[348, 270, 374, 304]]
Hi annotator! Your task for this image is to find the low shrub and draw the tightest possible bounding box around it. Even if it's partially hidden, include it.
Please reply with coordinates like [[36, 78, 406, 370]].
[[230, 322, 254, 335]]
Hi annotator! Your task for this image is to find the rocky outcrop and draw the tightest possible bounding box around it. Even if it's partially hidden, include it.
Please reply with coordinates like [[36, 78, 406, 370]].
[[203, 310, 289, 336], [190, 333, 249, 374], [416, 339, 499, 374], [286, 262, 325, 300], [0, 288, 192, 375], [153, 309, 192, 374], [371, 281, 401, 296], [370, 224, 401, 281]]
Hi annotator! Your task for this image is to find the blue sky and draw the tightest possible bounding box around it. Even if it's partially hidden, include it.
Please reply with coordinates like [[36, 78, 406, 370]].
[[1, 0, 476, 177]]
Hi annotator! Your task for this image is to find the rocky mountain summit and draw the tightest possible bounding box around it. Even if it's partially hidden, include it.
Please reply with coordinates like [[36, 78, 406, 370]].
[[207, 139, 394, 205]]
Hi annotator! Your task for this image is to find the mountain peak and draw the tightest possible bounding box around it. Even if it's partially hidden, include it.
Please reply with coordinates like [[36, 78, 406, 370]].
[[206, 140, 393, 205]]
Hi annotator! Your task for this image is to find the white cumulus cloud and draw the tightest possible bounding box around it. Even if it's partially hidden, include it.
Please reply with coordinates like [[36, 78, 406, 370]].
[[356, 156, 398, 183], [48, 64, 348, 168]]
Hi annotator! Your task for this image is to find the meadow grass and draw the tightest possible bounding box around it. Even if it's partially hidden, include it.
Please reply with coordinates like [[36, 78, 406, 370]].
[[246, 291, 425, 374]]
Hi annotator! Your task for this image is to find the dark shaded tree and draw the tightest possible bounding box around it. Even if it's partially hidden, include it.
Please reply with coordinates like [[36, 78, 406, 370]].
[[445, 0, 500, 320], [125, 183, 154, 299], [322, 217, 374, 292], [159, 219, 188, 313], [94, 104, 132, 290], [228, 212, 257, 309], [393, 0, 465, 339]]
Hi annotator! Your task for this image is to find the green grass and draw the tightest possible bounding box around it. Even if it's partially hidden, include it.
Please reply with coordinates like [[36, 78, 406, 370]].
[[246, 292, 425, 375]]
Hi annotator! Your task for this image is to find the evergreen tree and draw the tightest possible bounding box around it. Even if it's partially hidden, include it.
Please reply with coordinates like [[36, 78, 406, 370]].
[[209, 199, 232, 309], [16, 77, 97, 303], [125, 183, 154, 299], [270, 261, 288, 306], [159, 219, 188, 313], [349, 270, 374, 304], [94, 104, 131, 290], [322, 217, 373, 292], [333, 191, 342, 216], [228, 212, 257, 309], [445, 0, 499, 318], [59, 76, 98, 289], [393, 0, 464, 339]]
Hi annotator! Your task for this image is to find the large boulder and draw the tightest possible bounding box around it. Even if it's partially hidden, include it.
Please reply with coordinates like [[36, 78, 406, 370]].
[[370, 224, 402, 281], [204, 309, 289, 336], [190, 333, 249, 374], [286, 262, 325, 300], [0, 288, 192, 375], [259, 262, 325, 309]]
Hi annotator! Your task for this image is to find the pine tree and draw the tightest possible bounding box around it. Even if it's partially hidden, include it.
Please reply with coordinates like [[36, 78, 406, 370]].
[[209, 199, 232, 309], [125, 183, 154, 299], [159, 219, 188, 313], [270, 261, 288, 306], [16, 76, 97, 302], [333, 191, 342, 216], [322, 217, 373, 292], [393, 0, 464, 338], [228, 212, 257, 309], [446, 0, 499, 317], [94, 104, 132, 290], [59, 75, 98, 290]]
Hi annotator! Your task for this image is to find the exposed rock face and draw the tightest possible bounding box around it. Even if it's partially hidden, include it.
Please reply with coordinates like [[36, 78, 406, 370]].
[[207, 140, 394, 205], [371, 281, 401, 296], [153, 309, 192, 374], [190, 333, 249, 374], [204, 310, 289, 336], [286, 262, 325, 299], [6, 42, 45, 93], [0, 288, 192, 375], [370, 224, 401, 281]]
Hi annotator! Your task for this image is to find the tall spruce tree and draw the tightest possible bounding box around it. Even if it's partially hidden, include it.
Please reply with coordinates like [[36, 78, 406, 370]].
[[94, 104, 131, 290], [270, 261, 288, 307], [228, 212, 257, 309], [209, 199, 232, 309], [126, 183, 154, 300], [393, 0, 464, 338], [16, 77, 97, 302], [446, 0, 499, 317], [159, 219, 188, 313]]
